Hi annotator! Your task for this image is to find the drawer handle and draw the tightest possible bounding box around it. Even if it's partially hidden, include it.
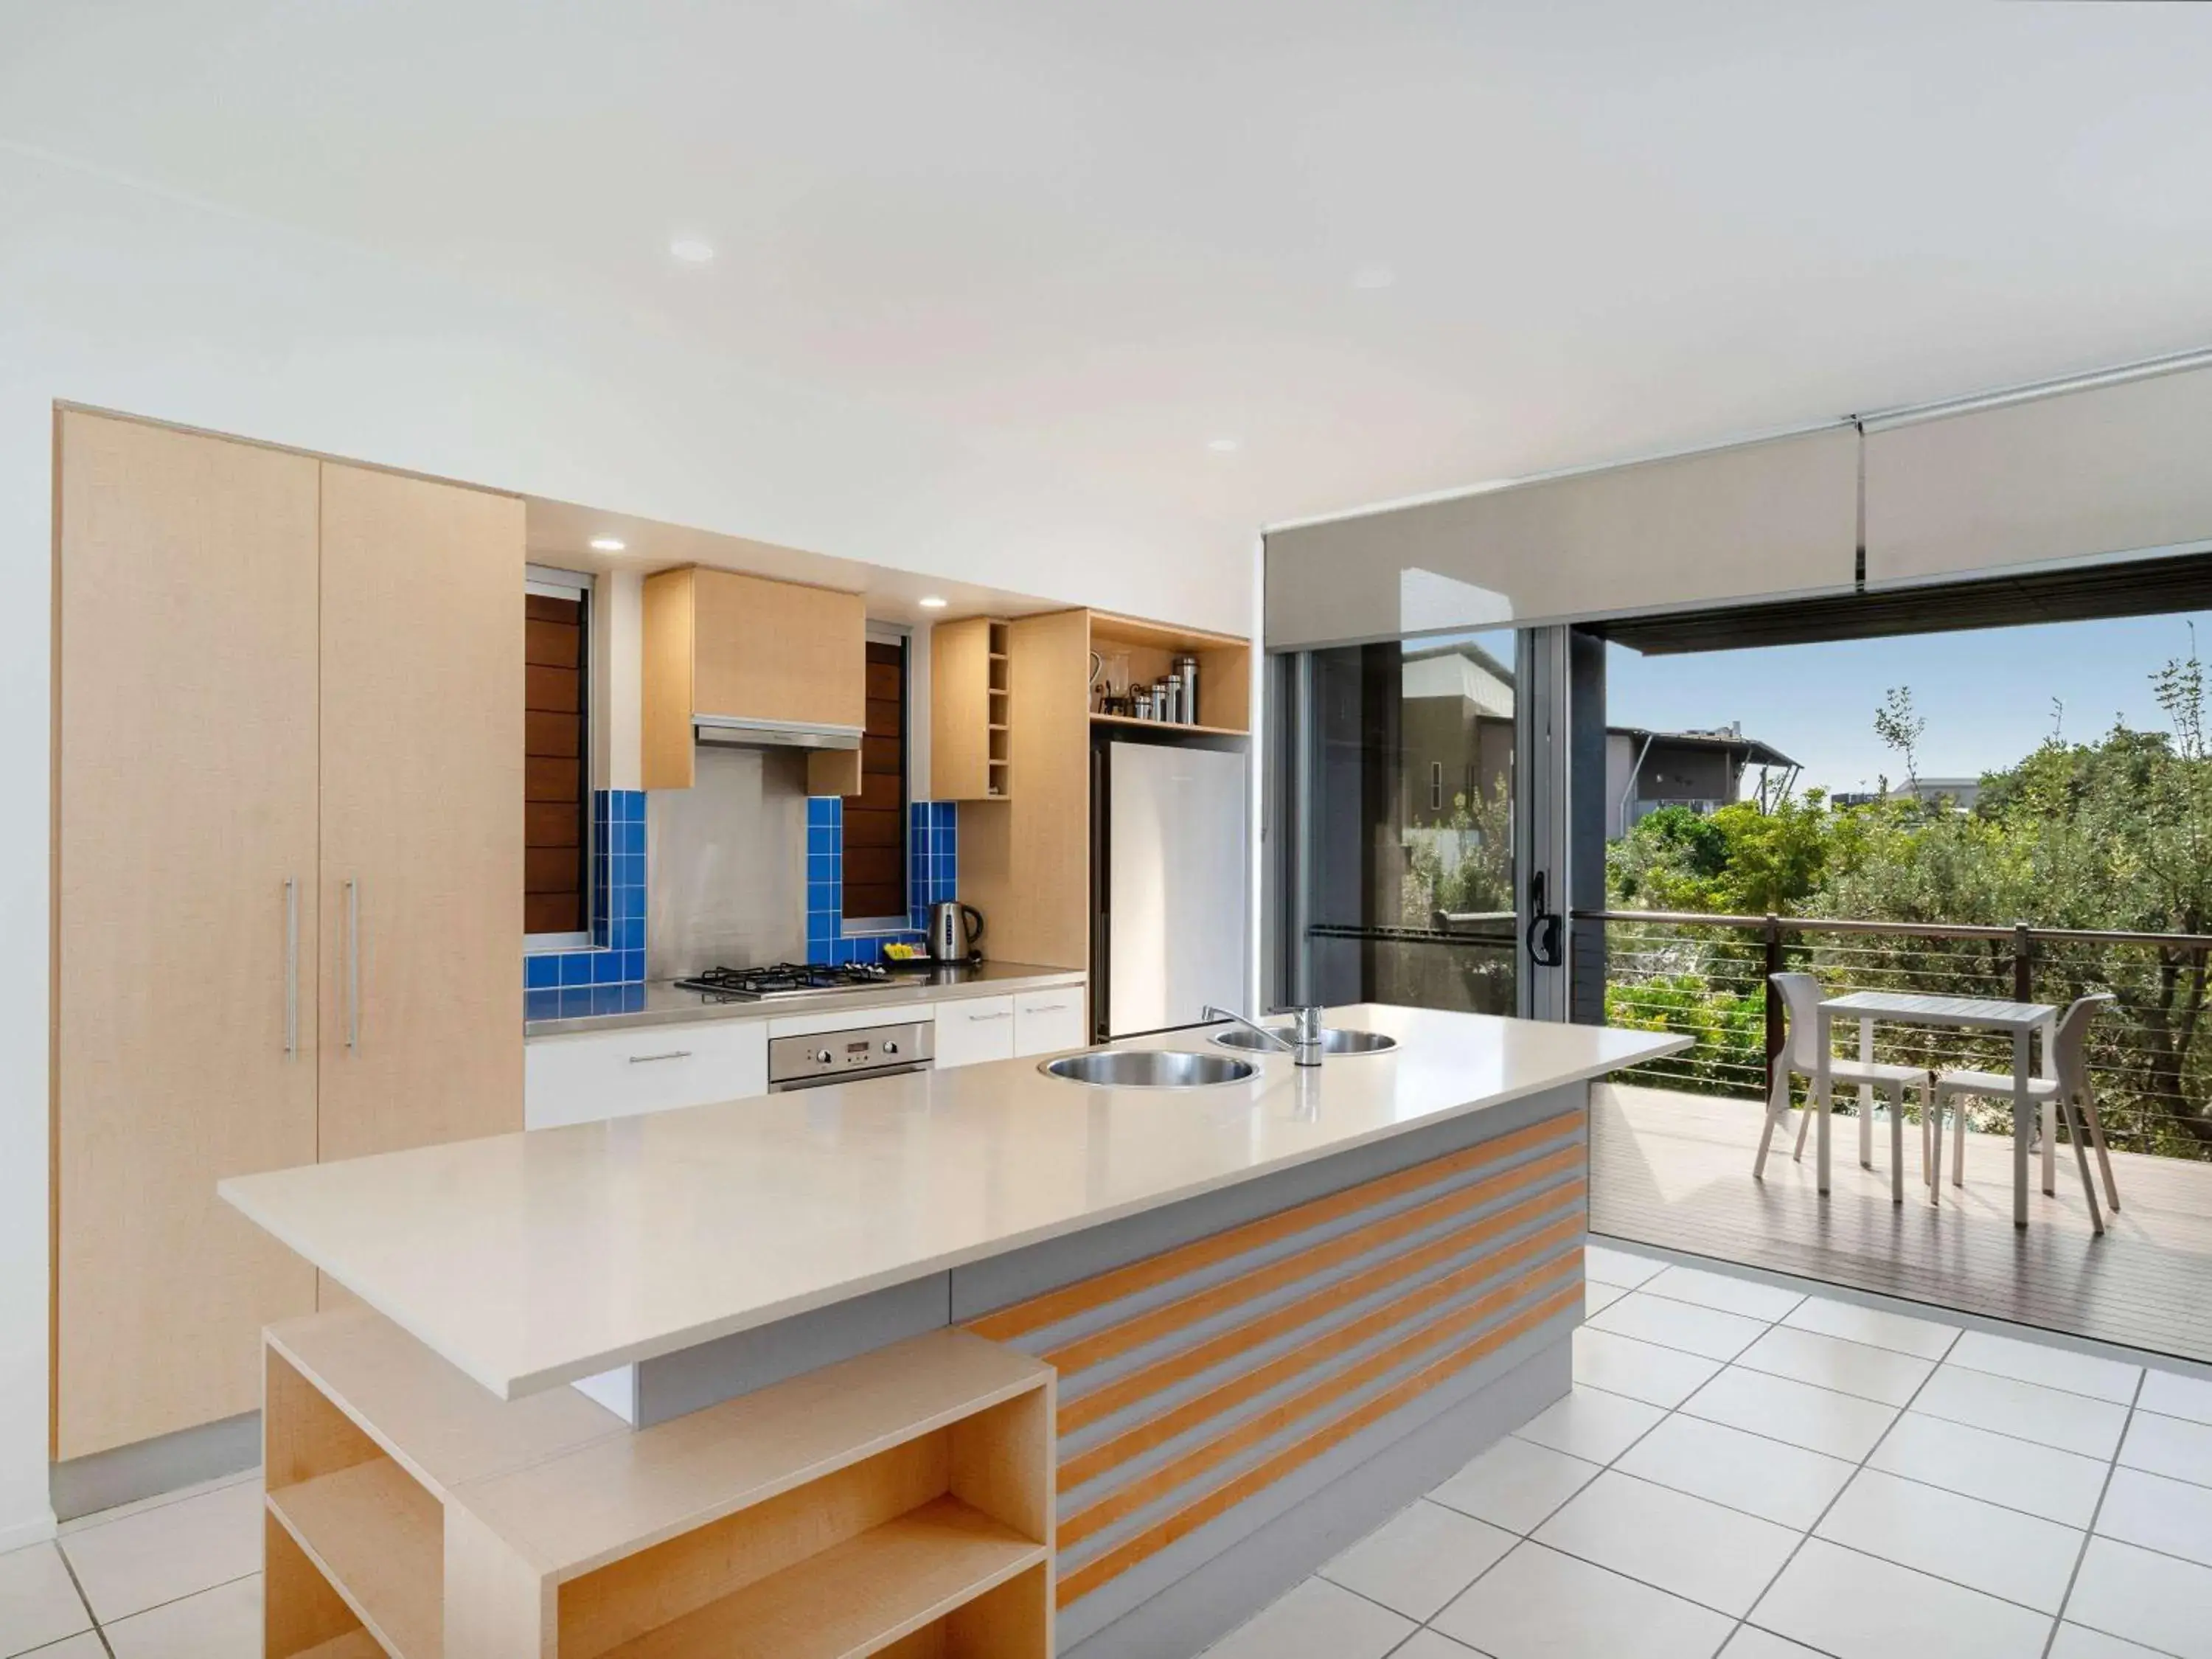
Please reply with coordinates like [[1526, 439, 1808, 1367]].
[[1023, 1002, 1069, 1013], [967, 1011, 1014, 1022], [627, 1050, 695, 1064]]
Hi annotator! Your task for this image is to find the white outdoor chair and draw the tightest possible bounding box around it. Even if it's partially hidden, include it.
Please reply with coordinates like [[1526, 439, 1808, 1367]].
[[1755, 973, 1933, 1201], [1932, 992, 2118, 1232]]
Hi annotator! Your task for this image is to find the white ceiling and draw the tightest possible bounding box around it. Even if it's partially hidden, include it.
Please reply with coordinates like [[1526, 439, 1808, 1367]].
[[10, 1, 2212, 556]]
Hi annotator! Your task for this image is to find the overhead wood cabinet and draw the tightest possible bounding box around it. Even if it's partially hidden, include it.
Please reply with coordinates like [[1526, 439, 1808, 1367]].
[[641, 565, 867, 794], [54, 411, 524, 1461], [931, 617, 1011, 801]]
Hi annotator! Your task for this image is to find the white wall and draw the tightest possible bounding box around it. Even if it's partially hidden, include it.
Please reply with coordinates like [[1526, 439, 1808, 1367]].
[[0, 147, 1255, 1544]]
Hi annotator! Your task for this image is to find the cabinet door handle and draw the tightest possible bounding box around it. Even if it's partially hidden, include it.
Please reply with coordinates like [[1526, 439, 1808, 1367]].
[[1022, 1002, 1069, 1014], [283, 877, 299, 1060], [968, 1010, 1013, 1022], [344, 878, 361, 1054], [627, 1050, 695, 1065]]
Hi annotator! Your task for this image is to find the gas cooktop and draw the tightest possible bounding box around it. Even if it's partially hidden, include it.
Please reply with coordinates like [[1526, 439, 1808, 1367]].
[[672, 961, 897, 1002]]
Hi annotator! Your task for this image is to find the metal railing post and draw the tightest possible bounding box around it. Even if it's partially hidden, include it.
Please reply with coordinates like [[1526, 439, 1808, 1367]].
[[2013, 922, 2034, 1003], [1764, 913, 1784, 1099]]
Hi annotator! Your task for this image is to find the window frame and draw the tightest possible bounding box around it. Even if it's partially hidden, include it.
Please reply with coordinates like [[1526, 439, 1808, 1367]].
[[841, 620, 914, 933], [524, 564, 596, 951]]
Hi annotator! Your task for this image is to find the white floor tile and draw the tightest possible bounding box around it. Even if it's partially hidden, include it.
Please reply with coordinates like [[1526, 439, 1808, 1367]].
[[1724, 1630, 1829, 1659], [16, 1636, 105, 1659], [2064, 1537, 2212, 1659], [1753, 1537, 2054, 1659], [1201, 1574, 1414, 1659], [1815, 1469, 2082, 1614], [54, 1467, 260, 1539], [1735, 1325, 1935, 1407], [1915, 1364, 2129, 1460], [1783, 1294, 1961, 1360], [1573, 1327, 1723, 1408], [0, 1543, 94, 1658], [1391, 1632, 1486, 1659], [1433, 1540, 1737, 1659], [1867, 1411, 2110, 1527], [1585, 1280, 1629, 1318], [58, 1478, 261, 1624], [1682, 1365, 1899, 1461], [102, 1573, 260, 1659], [2137, 1367, 2212, 1428], [1430, 1435, 1604, 1534], [1949, 1331, 2142, 1405], [2049, 1621, 2180, 1658], [1585, 1245, 1668, 1289], [1642, 1264, 1804, 1323], [2095, 1466, 2212, 1569], [1513, 1385, 1666, 1466], [1534, 1470, 1800, 1617], [2118, 1409, 2212, 1488], [1587, 1291, 1770, 1362], [1618, 1412, 1856, 1531], [1317, 1498, 1514, 1621]]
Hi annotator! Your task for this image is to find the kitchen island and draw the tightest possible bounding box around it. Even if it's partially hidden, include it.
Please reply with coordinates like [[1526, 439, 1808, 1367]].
[[223, 1004, 1683, 1658]]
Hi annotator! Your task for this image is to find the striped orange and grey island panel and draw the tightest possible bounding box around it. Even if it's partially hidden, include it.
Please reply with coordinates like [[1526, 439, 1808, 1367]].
[[961, 1107, 1587, 1617]]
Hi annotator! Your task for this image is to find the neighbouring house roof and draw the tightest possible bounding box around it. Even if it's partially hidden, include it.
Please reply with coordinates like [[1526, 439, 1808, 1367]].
[[1607, 725, 1798, 771], [1401, 640, 1515, 718]]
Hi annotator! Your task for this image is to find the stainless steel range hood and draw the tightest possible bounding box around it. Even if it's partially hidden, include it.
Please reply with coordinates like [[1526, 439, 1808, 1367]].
[[692, 714, 863, 752]]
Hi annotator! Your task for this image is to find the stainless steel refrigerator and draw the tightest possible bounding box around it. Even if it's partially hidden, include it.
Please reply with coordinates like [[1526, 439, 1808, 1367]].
[[1095, 737, 1251, 1038]]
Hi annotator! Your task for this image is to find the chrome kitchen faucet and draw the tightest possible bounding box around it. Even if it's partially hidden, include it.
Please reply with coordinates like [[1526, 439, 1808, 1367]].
[[1203, 1004, 1327, 1067]]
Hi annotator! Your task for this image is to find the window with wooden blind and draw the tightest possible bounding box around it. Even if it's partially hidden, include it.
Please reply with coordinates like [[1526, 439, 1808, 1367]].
[[844, 634, 910, 923], [525, 572, 592, 939]]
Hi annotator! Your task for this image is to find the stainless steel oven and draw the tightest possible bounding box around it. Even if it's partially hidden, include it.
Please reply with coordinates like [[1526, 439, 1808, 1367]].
[[765, 1020, 935, 1091]]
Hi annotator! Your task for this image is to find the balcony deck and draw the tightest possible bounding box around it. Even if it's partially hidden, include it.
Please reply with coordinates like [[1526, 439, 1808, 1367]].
[[1590, 1081, 2212, 1366]]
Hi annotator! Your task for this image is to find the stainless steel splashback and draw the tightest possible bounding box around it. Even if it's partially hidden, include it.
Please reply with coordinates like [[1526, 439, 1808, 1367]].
[[647, 745, 809, 979]]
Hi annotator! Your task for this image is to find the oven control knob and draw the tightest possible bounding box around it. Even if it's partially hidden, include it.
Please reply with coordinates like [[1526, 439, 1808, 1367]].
[[813, 1048, 832, 1065], [883, 1040, 900, 1055]]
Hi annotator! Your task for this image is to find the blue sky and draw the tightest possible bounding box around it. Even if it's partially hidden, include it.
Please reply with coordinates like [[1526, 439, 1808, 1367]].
[[1605, 611, 2212, 798]]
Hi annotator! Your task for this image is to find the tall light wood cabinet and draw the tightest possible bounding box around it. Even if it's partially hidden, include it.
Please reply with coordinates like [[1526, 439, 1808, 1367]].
[[317, 465, 523, 1165], [54, 415, 524, 1460], [55, 412, 324, 1461]]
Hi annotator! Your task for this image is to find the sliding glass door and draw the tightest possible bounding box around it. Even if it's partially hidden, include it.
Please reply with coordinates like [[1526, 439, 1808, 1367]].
[[1274, 633, 1520, 1015]]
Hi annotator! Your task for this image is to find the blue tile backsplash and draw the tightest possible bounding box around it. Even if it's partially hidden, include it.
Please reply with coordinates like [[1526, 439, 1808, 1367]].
[[527, 790, 959, 1018], [804, 797, 959, 964], [526, 790, 647, 1009]]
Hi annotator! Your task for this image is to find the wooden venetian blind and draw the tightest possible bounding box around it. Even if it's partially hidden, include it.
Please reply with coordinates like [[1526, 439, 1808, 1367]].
[[844, 639, 909, 920], [525, 594, 588, 934]]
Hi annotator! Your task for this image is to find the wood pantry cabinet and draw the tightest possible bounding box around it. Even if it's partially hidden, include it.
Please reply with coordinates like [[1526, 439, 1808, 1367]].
[[53, 411, 524, 1461]]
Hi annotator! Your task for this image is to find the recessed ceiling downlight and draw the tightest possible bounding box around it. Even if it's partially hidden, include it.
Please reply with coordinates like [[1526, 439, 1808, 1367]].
[[1352, 265, 1396, 291], [918, 595, 949, 610], [589, 537, 626, 552], [1207, 437, 1240, 453], [669, 236, 715, 264]]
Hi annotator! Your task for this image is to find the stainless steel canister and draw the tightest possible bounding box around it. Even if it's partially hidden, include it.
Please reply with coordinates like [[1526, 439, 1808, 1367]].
[[1175, 655, 1199, 725]]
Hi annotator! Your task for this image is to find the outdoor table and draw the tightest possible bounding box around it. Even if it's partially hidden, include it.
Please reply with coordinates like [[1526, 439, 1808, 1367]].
[[1816, 991, 2058, 1225]]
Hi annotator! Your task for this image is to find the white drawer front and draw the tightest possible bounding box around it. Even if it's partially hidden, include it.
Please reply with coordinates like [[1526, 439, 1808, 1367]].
[[1013, 991, 1087, 1057], [765, 1001, 934, 1040], [525, 1020, 768, 1129], [934, 995, 1017, 1069]]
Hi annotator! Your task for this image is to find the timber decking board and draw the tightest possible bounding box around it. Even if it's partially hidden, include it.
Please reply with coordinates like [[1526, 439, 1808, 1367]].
[[1590, 1081, 2212, 1365]]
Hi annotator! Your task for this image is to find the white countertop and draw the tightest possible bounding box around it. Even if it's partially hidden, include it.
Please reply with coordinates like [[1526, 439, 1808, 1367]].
[[222, 1006, 1683, 1402]]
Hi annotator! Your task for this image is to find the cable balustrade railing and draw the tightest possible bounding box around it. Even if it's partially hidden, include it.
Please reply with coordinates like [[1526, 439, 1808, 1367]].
[[1576, 908, 2212, 1163]]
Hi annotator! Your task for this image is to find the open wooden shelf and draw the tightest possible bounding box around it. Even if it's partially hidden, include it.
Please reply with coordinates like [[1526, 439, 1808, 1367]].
[[265, 1312, 1054, 1659], [267, 1459, 443, 1659], [1090, 712, 1248, 738], [296, 1635, 389, 1659], [597, 1495, 1043, 1659]]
